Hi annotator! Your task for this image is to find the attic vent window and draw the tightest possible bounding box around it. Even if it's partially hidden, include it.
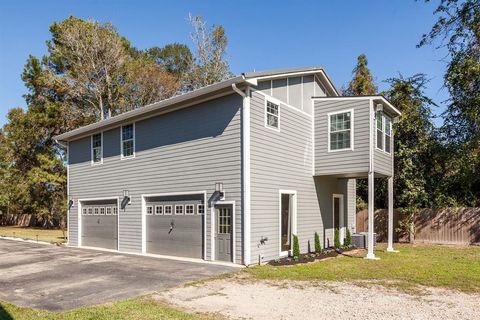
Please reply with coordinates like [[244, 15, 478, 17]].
[[265, 100, 280, 130]]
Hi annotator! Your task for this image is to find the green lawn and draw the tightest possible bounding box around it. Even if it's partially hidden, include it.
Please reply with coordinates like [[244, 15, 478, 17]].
[[0, 226, 66, 243], [246, 243, 480, 293], [0, 296, 217, 320]]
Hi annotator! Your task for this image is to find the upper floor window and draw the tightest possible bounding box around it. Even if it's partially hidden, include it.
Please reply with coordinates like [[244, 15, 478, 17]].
[[265, 100, 280, 130], [328, 110, 353, 151], [121, 124, 135, 158], [92, 133, 102, 164], [376, 111, 392, 154]]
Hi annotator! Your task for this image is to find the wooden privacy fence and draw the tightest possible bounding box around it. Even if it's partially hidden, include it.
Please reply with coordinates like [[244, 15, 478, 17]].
[[356, 207, 480, 244]]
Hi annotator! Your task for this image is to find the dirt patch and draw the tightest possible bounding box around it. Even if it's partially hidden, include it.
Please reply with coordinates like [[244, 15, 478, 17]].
[[157, 276, 480, 320]]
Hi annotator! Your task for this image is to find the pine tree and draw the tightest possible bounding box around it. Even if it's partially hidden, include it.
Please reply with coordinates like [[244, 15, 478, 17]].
[[345, 54, 377, 96], [314, 232, 321, 253], [292, 234, 300, 258]]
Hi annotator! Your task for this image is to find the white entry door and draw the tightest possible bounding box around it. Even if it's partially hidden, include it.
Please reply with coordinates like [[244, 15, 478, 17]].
[[333, 194, 345, 245]]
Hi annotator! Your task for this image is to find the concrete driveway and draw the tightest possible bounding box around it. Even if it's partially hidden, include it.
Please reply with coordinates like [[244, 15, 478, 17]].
[[0, 239, 237, 311]]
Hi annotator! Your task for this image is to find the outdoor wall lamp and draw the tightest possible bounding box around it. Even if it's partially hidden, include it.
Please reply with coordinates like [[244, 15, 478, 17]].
[[68, 197, 74, 210], [215, 182, 225, 200], [121, 190, 131, 210], [376, 104, 383, 112]]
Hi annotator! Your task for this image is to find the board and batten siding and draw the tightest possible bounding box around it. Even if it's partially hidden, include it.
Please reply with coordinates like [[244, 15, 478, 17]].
[[249, 90, 322, 262], [256, 75, 326, 115], [314, 99, 370, 176], [68, 94, 243, 263]]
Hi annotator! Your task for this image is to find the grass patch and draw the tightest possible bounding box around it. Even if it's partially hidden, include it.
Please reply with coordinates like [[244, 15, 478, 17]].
[[0, 296, 217, 320], [246, 243, 480, 293], [0, 226, 66, 243]]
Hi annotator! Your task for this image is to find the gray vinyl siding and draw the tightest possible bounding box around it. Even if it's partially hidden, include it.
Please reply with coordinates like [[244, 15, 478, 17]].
[[314, 99, 370, 175], [68, 94, 243, 263], [374, 149, 393, 176], [250, 90, 321, 263]]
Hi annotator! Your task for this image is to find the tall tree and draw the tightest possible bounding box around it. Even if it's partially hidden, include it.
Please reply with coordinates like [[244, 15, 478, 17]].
[[419, 0, 480, 206], [147, 43, 193, 80], [185, 15, 233, 90], [345, 54, 378, 96]]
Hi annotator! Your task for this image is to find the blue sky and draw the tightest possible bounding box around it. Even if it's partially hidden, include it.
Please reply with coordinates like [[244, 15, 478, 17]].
[[0, 0, 448, 127]]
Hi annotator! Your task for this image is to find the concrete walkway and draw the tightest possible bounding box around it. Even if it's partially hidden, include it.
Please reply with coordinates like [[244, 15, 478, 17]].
[[0, 239, 236, 311]]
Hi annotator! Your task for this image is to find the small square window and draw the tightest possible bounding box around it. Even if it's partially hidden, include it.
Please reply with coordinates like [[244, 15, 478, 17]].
[[88, 207, 93, 215], [185, 204, 194, 215], [329, 110, 353, 151], [197, 204, 205, 215], [94, 207, 99, 215], [155, 205, 163, 215], [106, 207, 112, 215], [146, 206, 153, 215], [175, 205, 184, 215], [164, 205, 172, 215], [100, 207, 105, 215], [265, 100, 279, 130], [113, 207, 118, 215], [82, 208, 87, 215]]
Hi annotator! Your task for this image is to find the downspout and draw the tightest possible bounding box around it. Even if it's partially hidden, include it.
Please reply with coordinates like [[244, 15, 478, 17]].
[[232, 82, 251, 266]]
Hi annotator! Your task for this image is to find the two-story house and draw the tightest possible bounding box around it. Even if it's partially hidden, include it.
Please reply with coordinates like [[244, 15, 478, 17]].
[[54, 67, 401, 265]]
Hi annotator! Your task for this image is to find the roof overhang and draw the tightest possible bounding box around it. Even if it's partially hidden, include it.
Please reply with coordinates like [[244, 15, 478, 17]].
[[311, 95, 401, 117]]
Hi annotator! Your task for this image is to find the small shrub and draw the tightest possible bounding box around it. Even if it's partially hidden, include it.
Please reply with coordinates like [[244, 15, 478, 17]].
[[293, 234, 300, 258], [314, 232, 321, 253], [274, 258, 280, 263], [345, 228, 352, 247], [334, 229, 341, 249]]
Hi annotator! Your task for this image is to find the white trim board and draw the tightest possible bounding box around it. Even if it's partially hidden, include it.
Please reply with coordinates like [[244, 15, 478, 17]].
[[278, 190, 297, 258], [327, 108, 355, 153]]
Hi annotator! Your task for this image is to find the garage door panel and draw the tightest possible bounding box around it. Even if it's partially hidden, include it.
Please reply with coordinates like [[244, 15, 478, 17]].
[[146, 215, 203, 258], [81, 202, 118, 250]]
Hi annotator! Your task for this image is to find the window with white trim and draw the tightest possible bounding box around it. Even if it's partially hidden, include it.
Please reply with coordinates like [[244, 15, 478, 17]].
[[197, 204, 205, 215], [329, 110, 352, 151], [164, 205, 172, 215], [92, 133, 102, 163], [100, 207, 105, 215], [121, 124, 134, 158], [106, 207, 112, 215], [88, 207, 93, 215], [376, 111, 392, 153], [175, 205, 184, 215], [113, 207, 118, 215], [185, 204, 194, 215], [94, 207, 99, 215], [155, 205, 163, 215], [265, 100, 279, 130], [82, 208, 87, 215], [146, 206, 153, 215]]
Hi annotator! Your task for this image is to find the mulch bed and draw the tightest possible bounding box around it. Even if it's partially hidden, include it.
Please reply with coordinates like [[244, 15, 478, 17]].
[[268, 247, 357, 266]]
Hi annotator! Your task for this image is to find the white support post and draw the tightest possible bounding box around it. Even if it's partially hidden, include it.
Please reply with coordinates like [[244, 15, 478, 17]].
[[365, 171, 378, 259], [386, 176, 398, 253]]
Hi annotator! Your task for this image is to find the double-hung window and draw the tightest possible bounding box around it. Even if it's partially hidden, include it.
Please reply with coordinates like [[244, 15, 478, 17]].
[[329, 110, 353, 151], [376, 111, 392, 154], [265, 100, 280, 130], [92, 133, 102, 164], [121, 124, 135, 158]]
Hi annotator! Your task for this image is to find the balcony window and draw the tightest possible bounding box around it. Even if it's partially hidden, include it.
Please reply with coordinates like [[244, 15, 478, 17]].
[[329, 110, 353, 151]]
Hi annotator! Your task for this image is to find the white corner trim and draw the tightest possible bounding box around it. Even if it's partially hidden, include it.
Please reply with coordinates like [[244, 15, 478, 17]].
[[244, 88, 251, 265], [327, 108, 355, 153]]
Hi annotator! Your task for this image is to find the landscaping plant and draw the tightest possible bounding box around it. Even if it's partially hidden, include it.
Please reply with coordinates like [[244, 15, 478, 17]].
[[314, 232, 321, 253], [334, 229, 341, 249], [345, 228, 352, 247], [292, 234, 300, 258]]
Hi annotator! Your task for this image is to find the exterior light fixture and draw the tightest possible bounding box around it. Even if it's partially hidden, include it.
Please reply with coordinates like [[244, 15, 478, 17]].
[[215, 182, 225, 200], [121, 190, 130, 210], [68, 197, 74, 210], [376, 104, 383, 112]]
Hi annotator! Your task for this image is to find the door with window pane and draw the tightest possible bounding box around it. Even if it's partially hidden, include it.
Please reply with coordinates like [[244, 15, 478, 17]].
[[215, 204, 232, 262]]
